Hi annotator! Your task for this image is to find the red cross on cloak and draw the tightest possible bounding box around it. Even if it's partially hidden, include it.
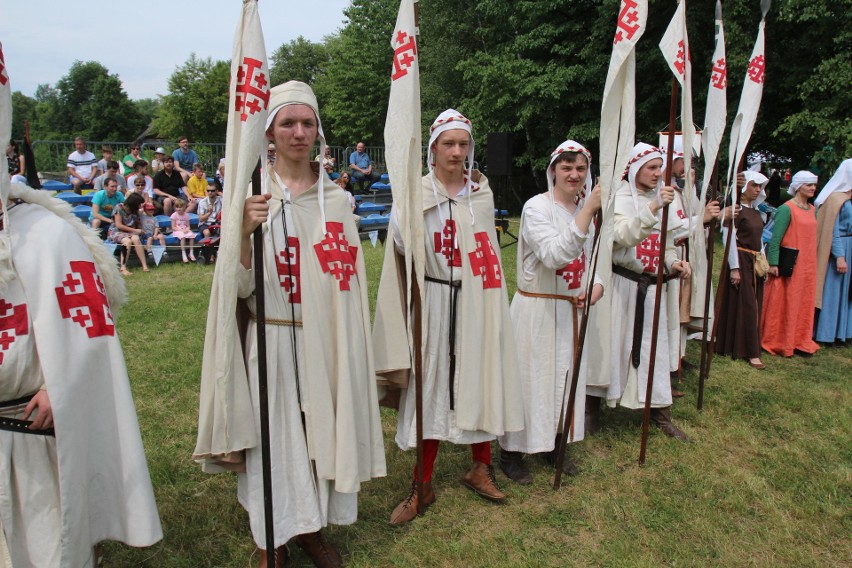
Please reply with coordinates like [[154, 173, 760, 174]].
[[556, 251, 586, 291], [0, 299, 28, 364], [313, 222, 358, 291], [275, 236, 301, 304], [434, 219, 462, 267], [636, 233, 661, 274], [54, 261, 115, 338], [468, 232, 502, 289]]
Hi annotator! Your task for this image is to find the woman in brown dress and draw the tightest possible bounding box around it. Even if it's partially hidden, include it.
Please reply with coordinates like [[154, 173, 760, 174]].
[[715, 171, 768, 368]]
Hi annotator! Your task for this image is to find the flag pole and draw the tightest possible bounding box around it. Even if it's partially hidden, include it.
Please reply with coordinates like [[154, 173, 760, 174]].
[[554, 209, 603, 489], [639, 77, 678, 465], [250, 159, 276, 562], [697, 163, 719, 409]]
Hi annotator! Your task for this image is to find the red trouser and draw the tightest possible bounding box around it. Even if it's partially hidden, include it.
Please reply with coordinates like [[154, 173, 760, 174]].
[[413, 439, 491, 483]]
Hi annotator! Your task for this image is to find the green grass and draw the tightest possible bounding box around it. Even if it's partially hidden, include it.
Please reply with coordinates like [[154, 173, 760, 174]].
[[105, 227, 851, 567]]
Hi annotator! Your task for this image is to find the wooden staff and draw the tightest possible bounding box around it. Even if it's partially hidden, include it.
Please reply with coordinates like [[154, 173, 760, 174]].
[[250, 160, 276, 562], [697, 163, 719, 410], [639, 77, 678, 466], [554, 209, 603, 489]]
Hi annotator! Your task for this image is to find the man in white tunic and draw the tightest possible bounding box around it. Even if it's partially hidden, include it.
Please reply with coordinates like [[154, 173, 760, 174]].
[[194, 82, 385, 568], [0, 182, 162, 567], [497, 141, 603, 484], [374, 110, 523, 525], [585, 143, 690, 441]]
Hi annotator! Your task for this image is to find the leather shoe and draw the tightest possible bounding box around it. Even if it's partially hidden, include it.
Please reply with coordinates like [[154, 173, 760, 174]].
[[650, 407, 689, 442], [671, 388, 685, 398], [461, 461, 506, 502], [499, 450, 533, 485], [390, 480, 435, 525], [748, 360, 766, 370], [293, 530, 342, 568]]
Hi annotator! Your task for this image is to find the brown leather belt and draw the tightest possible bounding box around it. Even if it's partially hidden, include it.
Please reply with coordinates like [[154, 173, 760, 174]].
[[517, 289, 580, 305], [248, 313, 302, 327]]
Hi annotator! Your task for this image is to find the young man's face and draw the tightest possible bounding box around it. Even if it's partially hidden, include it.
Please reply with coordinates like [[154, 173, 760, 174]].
[[671, 157, 685, 180], [105, 180, 118, 197], [207, 187, 218, 201], [179, 139, 189, 151], [432, 130, 470, 178], [744, 181, 761, 202], [103, 150, 113, 160], [107, 165, 119, 178], [635, 158, 663, 192], [552, 156, 589, 196], [164, 158, 175, 172], [267, 105, 318, 163]]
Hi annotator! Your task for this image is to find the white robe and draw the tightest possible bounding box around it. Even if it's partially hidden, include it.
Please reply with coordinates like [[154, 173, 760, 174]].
[[498, 193, 600, 453], [590, 183, 678, 409]]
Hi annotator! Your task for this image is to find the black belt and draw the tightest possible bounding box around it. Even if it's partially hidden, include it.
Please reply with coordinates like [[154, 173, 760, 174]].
[[425, 275, 462, 409], [612, 265, 679, 368], [0, 393, 55, 436]]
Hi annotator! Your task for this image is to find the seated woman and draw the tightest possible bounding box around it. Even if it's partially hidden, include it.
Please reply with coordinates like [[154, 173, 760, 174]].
[[108, 192, 150, 275], [6, 140, 26, 184], [715, 171, 769, 368]]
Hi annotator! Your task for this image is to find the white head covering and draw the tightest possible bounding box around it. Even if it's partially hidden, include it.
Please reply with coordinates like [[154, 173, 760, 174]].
[[625, 142, 664, 213], [547, 140, 593, 211], [740, 170, 769, 208], [660, 137, 684, 180], [427, 109, 475, 224], [814, 158, 852, 206], [264, 80, 328, 224], [787, 170, 818, 196]]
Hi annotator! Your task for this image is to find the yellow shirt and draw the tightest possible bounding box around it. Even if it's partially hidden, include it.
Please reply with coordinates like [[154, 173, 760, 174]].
[[187, 176, 208, 199]]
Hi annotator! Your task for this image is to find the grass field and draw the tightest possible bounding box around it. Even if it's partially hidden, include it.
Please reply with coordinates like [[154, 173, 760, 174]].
[[105, 228, 851, 567]]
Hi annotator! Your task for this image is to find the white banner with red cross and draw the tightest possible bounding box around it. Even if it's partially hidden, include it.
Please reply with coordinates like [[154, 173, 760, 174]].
[[700, 0, 727, 206]]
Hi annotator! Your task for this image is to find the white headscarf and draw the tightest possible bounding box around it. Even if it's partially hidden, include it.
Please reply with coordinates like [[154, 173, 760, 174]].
[[814, 158, 852, 206], [427, 109, 475, 224], [546, 140, 593, 213], [625, 142, 664, 213], [265, 81, 329, 224], [740, 170, 768, 208], [787, 170, 818, 196]]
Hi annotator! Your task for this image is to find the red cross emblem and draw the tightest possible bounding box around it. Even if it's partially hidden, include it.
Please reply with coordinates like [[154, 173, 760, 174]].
[[614, 0, 641, 45], [468, 232, 502, 289], [636, 233, 661, 274], [556, 251, 586, 291], [275, 236, 301, 304], [0, 42, 8, 86], [747, 54, 765, 84], [673, 40, 690, 77], [314, 222, 358, 291], [0, 299, 28, 365], [434, 219, 462, 267], [54, 261, 115, 338], [391, 29, 418, 81], [711, 58, 727, 89], [676, 207, 686, 220], [235, 57, 270, 122]]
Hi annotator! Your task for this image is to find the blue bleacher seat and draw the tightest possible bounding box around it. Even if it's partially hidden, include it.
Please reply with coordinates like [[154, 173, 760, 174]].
[[155, 215, 171, 229], [355, 202, 387, 216], [54, 191, 92, 205], [380, 173, 389, 183], [188, 213, 199, 228], [359, 213, 390, 230], [71, 205, 92, 222], [371, 182, 392, 192], [164, 235, 180, 246], [42, 179, 74, 191]]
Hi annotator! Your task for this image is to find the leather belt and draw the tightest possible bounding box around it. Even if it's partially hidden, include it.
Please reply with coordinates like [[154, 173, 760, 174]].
[[248, 313, 302, 327], [517, 289, 580, 305], [425, 275, 462, 409], [0, 416, 55, 437]]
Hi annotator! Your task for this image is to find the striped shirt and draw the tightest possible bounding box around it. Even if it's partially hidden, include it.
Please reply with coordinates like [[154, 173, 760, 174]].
[[67, 150, 99, 179]]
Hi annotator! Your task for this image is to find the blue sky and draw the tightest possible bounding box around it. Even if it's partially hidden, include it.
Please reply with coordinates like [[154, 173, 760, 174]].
[[0, 0, 350, 100]]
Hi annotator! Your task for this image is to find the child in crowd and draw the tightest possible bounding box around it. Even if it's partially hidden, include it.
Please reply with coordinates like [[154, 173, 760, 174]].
[[140, 202, 166, 255], [127, 161, 154, 198], [170, 198, 197, 263], [108, 192, 149, 275], [186, 162, 207, 212], [98, 145, 114, 174]]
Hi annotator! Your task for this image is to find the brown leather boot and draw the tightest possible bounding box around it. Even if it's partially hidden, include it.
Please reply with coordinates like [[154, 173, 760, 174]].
[[259, 546, 289, 568], [585, 395, 601, 436], [499, 449, 533, 485], [650, 407, 689, 442], [292, 530, 342, 568], [389, 479, 435, 525], [461, 461, 506, 502]]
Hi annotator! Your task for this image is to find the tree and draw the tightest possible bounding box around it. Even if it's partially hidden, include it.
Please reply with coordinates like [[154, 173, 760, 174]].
[[269, 36, 330, 86], [152, 54, 230, 143], [10, 91, 36, 141]]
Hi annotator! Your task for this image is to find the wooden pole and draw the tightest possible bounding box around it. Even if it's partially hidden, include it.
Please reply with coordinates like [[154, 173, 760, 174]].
[[251, 161, 277, 563], [697, 163, 719, 410], [639, 77, 678, 466], [413, 0, 425, 515]]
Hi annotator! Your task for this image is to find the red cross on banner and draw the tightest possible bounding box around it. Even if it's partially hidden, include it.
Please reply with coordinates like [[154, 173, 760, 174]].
[[747, 54, 765, 84], [434, 219, 462, 267], [636, 233, 661, 274], [468, 232, 502, 289], [0, 43, 8, 86], [0, 299, 28, 364], [614, 0, 641, 44], [556, 251, 586, 291], [54, 261, 115, 338], [391, 29, 418, 81], [711, 58, 727, 89], [275, 236, 301, 304], [235, 57, 270, 122], [314, 222, 359, 291], [674, 40, 690, 76]]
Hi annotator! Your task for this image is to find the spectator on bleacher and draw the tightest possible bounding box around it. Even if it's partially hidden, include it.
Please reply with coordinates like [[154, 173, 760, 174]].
[[336, 174, 357, 213], [349, 141, 380, 193], [89, 177, 125, 235], [336, 171, 354, 193], [122, 144, 143, 176], [140, 202, 166, 254], [317, 145, 336, 173], [197, 183, 222, 238], [67, 137, 100, 194], [129, 174, 155, 208], [6, 140, 26, 184], [215, 158, 225, 193], [108, 192, 149, 275], [94, 161, 129, 193], [127, 160, 154, 199], [153, 156, 187, 216], [267, 143, 276, 167], [170, 198, 197, 263], [150, 147, 167, 174], [186, 163, 208, 213], [97, 145, 114, 174], [173, 136, 200, 183]]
